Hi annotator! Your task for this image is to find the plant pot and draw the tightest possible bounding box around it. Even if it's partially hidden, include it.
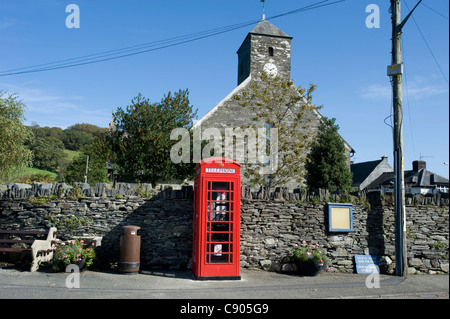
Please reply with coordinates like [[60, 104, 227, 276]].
[[52, 260, 86, 272], [75, 259, 87, 272], [298, 260, 320, 276]]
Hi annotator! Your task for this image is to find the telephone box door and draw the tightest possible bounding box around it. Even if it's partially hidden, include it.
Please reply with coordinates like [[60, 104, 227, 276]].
[[192, 158, 241, 280]]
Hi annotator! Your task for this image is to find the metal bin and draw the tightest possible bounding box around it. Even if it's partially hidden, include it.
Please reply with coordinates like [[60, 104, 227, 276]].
[[118, 225, 141, 273]]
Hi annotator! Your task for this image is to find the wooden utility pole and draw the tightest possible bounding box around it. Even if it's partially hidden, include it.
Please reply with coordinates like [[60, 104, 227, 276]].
[[84, 155, 89, 184], [389, 0, 422, 277]]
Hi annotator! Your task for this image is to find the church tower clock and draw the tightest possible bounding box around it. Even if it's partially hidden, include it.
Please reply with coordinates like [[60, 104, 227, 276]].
[[237, 19, 293, 85]]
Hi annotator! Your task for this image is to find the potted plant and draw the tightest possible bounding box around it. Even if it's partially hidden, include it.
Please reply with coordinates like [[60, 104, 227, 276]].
[[284, 241, 330, 276], [52, 239, 96, 272]]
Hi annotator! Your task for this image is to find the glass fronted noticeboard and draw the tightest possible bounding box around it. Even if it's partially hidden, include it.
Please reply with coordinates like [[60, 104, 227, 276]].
[[328, 203, 353, 232]]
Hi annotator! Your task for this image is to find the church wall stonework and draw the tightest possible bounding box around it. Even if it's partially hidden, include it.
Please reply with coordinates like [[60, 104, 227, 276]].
[[250, 35, 292, 82]]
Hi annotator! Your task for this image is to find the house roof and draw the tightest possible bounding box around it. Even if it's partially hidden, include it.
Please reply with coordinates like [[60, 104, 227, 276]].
[[366, 168, 449, 190], [407, 169, 449, 187], [351, 158, 385, 186]]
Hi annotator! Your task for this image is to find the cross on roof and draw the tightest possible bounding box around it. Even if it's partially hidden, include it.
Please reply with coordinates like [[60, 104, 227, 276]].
[[261, 0, 266, 20]]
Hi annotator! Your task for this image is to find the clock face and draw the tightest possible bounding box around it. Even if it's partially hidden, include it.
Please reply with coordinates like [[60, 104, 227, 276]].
[[263, 63, 278, 76]]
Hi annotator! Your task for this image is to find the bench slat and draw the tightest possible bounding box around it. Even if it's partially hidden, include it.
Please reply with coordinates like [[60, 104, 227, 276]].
[[0, 247, 32, 253], [0, 239, 35, 244], [0, 230, 48, 235]]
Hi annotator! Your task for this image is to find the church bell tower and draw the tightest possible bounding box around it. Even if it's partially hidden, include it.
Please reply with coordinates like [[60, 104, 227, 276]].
[[237, 19, 293, 85]]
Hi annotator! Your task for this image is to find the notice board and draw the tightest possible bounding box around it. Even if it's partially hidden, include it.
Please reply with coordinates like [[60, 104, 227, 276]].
[[355, 255, 380, 274]]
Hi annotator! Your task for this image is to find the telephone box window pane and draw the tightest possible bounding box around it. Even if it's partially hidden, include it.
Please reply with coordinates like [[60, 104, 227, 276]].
[[210, 243, 229, 263], [211, 232, 229, 242], [212, 222, 230, 232], [212, 212, 228, 221], [211, 255, 228, 263], [212, 182, 230, 191]]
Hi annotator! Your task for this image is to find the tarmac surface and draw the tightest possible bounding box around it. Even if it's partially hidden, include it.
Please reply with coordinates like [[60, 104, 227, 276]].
[[0, 267, 448, 300]]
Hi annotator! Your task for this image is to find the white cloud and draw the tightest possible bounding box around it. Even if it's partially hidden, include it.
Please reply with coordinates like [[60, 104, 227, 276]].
[[360, 75, 449, 101], [0, 81, 109, 128], [403, 77, 449, 99], [360, 84, 391, 100], [0, 18, 16, 29]]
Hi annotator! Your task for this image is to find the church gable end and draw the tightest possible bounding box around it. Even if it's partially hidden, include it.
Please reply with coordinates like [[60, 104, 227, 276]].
[[194, 19, 353, 189]]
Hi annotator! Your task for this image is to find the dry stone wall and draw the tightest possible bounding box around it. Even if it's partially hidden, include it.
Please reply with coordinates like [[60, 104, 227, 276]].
[[0, 183, 448, 274]]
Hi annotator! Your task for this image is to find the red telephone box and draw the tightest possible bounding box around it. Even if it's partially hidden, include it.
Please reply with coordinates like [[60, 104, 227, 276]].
[[192, 157, 241, 280]]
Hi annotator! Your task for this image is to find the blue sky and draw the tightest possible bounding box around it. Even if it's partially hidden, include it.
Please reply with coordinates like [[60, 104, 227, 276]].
[[0, 0, 448, 178]]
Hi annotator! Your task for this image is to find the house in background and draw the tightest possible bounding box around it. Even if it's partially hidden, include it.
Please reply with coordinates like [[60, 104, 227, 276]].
[[366, 160, 449, 194], [351, 156, 393, 192]]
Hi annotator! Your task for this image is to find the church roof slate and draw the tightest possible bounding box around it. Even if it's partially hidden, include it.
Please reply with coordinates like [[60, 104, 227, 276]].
[[249, 19, 293, 39]]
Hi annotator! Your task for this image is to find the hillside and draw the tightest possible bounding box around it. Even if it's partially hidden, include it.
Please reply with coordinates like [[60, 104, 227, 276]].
[[10, 123, 107, 184]]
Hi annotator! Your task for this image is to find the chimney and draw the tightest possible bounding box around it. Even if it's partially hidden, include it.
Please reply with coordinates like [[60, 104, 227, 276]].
[[412, 160, 426, 172]]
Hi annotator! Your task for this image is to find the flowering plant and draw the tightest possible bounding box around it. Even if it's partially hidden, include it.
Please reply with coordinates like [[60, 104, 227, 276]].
[[286, 241, 330, 272], [52, 239, 96, 271]]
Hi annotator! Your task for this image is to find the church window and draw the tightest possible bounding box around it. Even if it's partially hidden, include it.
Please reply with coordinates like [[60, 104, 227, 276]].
[[268, 47, 274, 57]]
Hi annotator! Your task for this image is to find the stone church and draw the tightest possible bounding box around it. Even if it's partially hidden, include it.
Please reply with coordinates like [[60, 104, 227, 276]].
[[193, 18, 354, 190]]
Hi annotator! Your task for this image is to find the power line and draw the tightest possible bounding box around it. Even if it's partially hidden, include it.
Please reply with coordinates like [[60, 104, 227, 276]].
[[0, 0, 346, 77], [422, 1, 449, 20], [404, 0, 449, 85], [1, 20, 260, 74], [401, 36, 417, 160]]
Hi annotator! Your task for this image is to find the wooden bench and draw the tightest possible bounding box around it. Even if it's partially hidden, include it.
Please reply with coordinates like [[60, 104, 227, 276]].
[[0, 227, 57, 272]]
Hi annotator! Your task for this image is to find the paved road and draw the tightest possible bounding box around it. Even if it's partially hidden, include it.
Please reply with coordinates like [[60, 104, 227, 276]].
[[1, 268, 447, 318], [0, 268, 448, 300]]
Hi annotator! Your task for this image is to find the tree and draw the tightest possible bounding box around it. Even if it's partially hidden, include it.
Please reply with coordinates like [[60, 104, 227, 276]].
[[64, 138, 109, 186], [0, 91, 34, 182], [67, 123, 108, 138], [63, 129, 94, 151], [305, 117, 353, 192], [30, 136, 65, 171], [233, 72, 320, 188], [107, 90, 197, 184], [29, 125, 65, 141]]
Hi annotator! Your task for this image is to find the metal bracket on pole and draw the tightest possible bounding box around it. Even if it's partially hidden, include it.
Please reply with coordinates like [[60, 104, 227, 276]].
[[396, 0, 423, 33]]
